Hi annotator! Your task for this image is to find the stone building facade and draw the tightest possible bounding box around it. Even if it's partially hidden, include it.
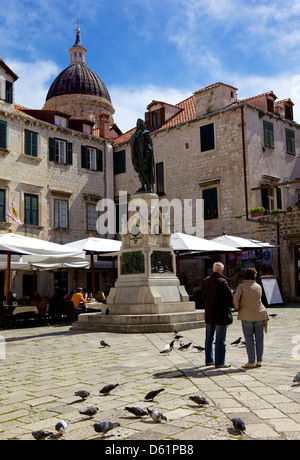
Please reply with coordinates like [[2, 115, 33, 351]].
[[113, 83, 300, 302], [0, 52, 114, 298]]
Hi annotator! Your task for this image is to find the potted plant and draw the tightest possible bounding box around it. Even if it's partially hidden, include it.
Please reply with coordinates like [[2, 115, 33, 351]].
[[250, 206, 265, 217], [286, 205, 293, 212], [270, 209, 282, 216]]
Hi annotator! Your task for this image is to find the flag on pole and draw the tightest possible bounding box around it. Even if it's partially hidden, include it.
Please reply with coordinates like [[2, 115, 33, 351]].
[[7, 202, 23, 226]]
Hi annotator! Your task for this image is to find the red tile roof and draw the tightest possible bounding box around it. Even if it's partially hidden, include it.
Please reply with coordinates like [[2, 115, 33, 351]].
[[113, 95, 196, 146]]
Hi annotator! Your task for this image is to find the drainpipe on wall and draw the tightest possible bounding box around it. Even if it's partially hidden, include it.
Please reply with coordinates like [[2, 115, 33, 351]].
[[240, 105, 282, 289]]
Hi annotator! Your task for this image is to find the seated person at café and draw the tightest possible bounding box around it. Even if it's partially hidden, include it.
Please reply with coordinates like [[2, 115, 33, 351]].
[[95, 289, 106, 303], [6, 291, 18, 305], [30, 290, 41, 302], [71, 288, 87, 312]]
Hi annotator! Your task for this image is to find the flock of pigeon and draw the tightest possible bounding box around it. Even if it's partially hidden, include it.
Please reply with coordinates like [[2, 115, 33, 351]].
[[31, 324, 300, 441]]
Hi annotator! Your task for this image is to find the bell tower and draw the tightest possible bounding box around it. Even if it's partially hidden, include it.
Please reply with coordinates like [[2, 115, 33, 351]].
[[69, 20, 87, 65]]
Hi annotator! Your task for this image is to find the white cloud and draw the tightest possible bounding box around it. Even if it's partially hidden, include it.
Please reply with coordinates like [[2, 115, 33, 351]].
[[110, 84, 192, 133], [7, 60, 59, 109]]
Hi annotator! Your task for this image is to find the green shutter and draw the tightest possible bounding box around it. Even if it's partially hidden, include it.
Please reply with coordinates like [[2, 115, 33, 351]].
[[49, 138, 55, 161], [24, 194, 38, 226], [286, 129, 295, 155], [0, 121, 7, 149], [114, 150, 126, 175], [25, 130, 38, 157], [263, 121, 274, 148]]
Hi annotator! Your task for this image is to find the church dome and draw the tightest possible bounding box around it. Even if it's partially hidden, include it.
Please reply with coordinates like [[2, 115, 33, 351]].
[[46, 62, 111, 102]]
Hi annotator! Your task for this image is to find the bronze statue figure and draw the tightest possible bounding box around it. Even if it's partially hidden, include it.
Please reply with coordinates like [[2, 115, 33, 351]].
[[130, 118, 155, 193]]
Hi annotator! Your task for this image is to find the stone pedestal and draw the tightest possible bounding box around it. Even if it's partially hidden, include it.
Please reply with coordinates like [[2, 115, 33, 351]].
[[72, 193, 204, 332]]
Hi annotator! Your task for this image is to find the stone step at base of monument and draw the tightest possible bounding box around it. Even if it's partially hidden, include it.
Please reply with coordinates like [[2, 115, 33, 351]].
[[71, 311, 205, 333]]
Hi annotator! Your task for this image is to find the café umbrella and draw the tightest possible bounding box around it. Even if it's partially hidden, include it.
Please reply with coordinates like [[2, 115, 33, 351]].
[[0, 231, 87, 304], [170, 233, 241, 252], [65, 235, 122, 296], [210, 234, 266, 249]]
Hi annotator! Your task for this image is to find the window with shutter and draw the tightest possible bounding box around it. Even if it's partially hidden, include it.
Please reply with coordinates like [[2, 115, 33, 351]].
[[25, 130, 38, 157], [114, 150, 126, 175], [263, 121, 274, 148], [0, 120, 7, 149], [0, 189, 5, 222], [81, 146, 102, 171], [24, 194, 39, 226], [5, 81, 13, 104], [54, 199, 69, 229], [286, 129, 296, 156], [156, 162, 165, 196], [200, 123, 215, 152], [203, 188, 218, 220], [49, 138, 72, 164]]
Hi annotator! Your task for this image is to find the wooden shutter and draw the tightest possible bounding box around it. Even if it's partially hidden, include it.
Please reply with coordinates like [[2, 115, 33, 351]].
[[96, 149, 103, 171], [0, 189, 5, 222], [81, 146, 87, 168], [263, 121, 274, 148], [66, 142, 73, 165], [0, 121, 7, 149], [25, 130, 38, 157], [156, 162, 165, 195], [49, 138, 55, 162], [25, 194, 38, 226], [276, 187, 282, 209], [286, 129, 295, 155]]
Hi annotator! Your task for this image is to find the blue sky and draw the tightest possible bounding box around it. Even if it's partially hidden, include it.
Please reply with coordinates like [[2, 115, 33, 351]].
[[2, 0, 300, 132]]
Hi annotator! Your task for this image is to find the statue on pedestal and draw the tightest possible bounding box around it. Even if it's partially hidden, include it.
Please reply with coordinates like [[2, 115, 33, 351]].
[[130, 118, 155, 193]]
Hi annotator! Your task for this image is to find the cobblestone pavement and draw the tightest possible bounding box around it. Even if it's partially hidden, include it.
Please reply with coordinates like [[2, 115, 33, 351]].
[[1, 305, 300, 441]]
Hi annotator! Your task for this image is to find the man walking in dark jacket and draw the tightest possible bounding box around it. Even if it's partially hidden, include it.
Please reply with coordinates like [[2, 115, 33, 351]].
[[202, 262, 233, 368]]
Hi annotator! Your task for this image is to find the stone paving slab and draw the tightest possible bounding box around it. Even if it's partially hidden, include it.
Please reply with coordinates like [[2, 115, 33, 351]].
[[1, 306, 300, 440]]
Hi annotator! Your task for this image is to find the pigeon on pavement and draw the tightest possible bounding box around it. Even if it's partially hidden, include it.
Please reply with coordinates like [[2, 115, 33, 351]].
[[174, 334, 183, 340], [179, 342, 192, 350], [125, 406, 148, 418], [174, 328, 179, 334], [293, 372, 300, 384], [55, 420, 69, 436], [100, 383, 119, 395], [100, 340, 110, 347], [189, 395, 209, 406], [74, 390, 90, 400], [79, 406, 99, 418], [160, 340, 174, 354], [160, 346, 173, 354], [147, 407, 167, 423], [231, 417, 246, 433], [231, 337, 242, 345], [193, 345, 205, 352], [144, 388, 165, 401], [32, 430, 53, 440], [93, 421, 120, 437]]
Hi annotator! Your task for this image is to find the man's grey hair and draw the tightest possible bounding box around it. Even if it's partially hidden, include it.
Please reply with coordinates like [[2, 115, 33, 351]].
[[213, 262, 224, 274]]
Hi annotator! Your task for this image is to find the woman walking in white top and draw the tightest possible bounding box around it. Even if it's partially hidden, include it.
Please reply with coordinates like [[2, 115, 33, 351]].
[[233, 268, 269, 368]]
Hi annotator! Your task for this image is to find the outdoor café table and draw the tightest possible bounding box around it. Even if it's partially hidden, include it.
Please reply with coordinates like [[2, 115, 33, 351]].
[[3, 305, 39, 315], [86, 301, 103, 312]]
